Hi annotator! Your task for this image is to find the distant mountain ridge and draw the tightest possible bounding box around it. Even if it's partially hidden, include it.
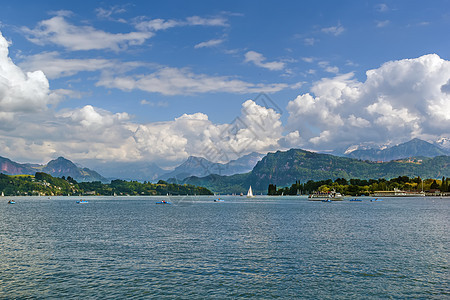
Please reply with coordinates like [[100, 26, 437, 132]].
[[0, 152, 265, 184], [84, 161, 166, 182], [2, 138, 449, 187], [345, 138, 450, 161], [0, 156, 36, 175], [0, 156, 107, 182], [160, 152, 264, 181], [43, 157, 106, 182]]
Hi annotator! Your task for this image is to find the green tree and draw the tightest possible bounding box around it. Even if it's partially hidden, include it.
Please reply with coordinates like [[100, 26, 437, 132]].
[[430, 180, 439, 190], [441, 177, 448, 192], [268, 184, 277, 195]]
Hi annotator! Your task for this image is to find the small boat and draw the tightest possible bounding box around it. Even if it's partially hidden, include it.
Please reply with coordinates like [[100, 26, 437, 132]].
[[321, 199, 332, 202], [214, 198, 224, 202], [156, 200, 171, 204], [247, 186, 255, 198], [76, 199, 88, 204], [7, 200, 15, 204], [370, 198, 383, 202], [349, 199, 362, 201]]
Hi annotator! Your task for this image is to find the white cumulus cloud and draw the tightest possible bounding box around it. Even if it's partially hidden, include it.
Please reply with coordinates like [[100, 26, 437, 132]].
[[287, 54, 450, 150], [0, 32, 58, 113], [131, 100, 285, 165]]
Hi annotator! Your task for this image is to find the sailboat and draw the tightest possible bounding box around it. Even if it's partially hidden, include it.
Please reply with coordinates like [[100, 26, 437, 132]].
[[247, 186, 254, 198]]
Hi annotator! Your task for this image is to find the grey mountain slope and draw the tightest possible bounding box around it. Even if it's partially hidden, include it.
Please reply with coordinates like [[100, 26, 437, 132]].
[[43, 157, 107, 182]]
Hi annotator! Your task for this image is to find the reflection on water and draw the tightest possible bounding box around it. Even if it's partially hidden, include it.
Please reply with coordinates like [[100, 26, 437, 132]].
[[0, 196, 448, 298]]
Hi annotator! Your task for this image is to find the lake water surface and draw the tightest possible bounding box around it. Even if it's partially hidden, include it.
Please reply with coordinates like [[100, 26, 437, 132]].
[[1, 196, 448, 299]]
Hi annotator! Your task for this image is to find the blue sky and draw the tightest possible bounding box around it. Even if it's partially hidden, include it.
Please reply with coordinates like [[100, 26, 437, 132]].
[[0, 0, 449, 168]]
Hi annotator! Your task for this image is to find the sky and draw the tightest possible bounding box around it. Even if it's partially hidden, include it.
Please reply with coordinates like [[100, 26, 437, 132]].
[[0, 0, 449, 168]]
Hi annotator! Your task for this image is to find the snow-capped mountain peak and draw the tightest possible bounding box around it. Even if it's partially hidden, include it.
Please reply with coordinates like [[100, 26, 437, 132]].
[[435, 137, 450, 150]]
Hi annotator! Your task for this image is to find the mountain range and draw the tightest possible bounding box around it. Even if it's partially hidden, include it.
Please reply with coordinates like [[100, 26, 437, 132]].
[[84, 161, 166, 182], [0, 156, 106, 183], [344, 138, 450, 161], [1, 138, 450, 191], [159, 152, 264, 182], [180, 148, 450, 194], [80, 138, 450, 183]]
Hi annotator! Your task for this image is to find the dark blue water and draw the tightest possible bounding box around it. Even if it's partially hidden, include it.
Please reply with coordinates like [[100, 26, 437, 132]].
[[1, 196, 448, 299]]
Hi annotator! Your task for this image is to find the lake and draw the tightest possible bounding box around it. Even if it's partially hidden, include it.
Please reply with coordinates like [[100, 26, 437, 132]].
[[1, 196, 448, 299]]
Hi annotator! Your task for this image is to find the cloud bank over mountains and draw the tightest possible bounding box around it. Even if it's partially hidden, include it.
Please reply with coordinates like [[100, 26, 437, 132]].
[[287, 54, 450, 151], [1, 31, 449, 167]]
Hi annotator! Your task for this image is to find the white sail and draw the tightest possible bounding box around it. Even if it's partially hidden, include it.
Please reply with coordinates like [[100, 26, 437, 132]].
[[247, 186, 254, 198]]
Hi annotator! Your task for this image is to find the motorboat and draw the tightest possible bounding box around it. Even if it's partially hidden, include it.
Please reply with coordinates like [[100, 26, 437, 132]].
[[308, 190, 344, 201], [156, 200, 171, 204]]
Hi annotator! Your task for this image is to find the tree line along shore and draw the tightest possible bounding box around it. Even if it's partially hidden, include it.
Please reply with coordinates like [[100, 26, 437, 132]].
[[0, 173, 212, 196], [2, 172, 450, 197], [268, 176, 450, 196]]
